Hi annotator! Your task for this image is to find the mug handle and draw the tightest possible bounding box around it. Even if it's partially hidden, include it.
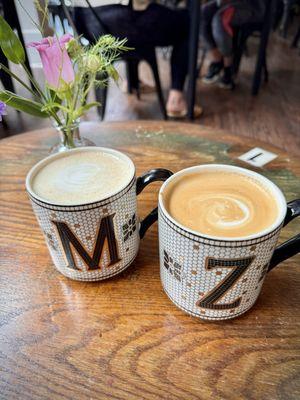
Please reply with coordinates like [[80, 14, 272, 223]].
[[268, 199, 300, 271], [136, 169, 173, 239]]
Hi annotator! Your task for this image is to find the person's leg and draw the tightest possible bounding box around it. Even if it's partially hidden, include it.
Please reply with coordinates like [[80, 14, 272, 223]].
[[212, 4, 256, 89], [75, 4, 194, 116], [133, 4, 192, 115], [201, 1, 225, 84], [201, 1, 221, 60], [167, 26, 203, 117], [166, 10, 190, 114], [211, 6, 237, 89]]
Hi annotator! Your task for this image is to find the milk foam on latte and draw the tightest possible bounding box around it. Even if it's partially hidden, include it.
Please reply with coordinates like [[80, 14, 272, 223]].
[[163, 170, 279, 238], [32, 150, 133, 205]]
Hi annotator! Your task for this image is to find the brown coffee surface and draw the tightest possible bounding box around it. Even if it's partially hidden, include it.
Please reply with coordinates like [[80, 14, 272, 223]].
[[163, 170, 279, 238]]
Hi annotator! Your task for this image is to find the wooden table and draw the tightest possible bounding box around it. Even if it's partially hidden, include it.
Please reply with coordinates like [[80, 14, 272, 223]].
[[0, 121, 299, 400]]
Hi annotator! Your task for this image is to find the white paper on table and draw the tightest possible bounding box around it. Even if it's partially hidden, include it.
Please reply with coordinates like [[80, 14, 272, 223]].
[[238, 147, 278, 167]]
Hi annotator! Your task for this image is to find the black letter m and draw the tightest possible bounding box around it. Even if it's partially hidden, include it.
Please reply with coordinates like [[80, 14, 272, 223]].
[[52, 214, 121, 271]]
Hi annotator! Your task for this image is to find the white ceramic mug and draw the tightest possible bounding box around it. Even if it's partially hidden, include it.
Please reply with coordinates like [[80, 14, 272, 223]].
[[26, 147, 172, 281], [158, 164, 300, 320]]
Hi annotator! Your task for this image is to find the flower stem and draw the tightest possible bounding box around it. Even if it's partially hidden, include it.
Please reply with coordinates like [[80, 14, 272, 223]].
[[21, 63, 47, 101], [65, 126, 76, 148], [21, 62, 62, 126]]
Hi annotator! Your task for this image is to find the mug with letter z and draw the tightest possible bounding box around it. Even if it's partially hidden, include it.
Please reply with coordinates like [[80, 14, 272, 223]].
[[158, 164, 300, 320]]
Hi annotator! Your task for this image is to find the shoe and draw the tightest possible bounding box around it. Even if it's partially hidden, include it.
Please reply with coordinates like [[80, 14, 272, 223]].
[[167, 105, 204, 119], [202, 61, 223, 84], [218, 66, 235, 90]]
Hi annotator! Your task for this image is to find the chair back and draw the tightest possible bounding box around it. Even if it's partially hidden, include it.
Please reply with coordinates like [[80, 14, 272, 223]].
[[58, 0, 109, 41], [60, 0, 79, 35], [82, 0, 109, 34]]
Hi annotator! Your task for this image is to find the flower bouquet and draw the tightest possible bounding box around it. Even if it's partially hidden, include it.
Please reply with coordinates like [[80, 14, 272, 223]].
[[0, 2, 128, 152]]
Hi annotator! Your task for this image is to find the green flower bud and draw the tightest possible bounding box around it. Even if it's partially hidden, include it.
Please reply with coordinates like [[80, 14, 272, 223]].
[[66, 38, 82, 58], [83, 54, 102, 73]]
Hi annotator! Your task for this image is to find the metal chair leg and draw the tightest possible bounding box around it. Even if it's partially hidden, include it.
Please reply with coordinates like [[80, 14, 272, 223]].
[[233, 27, 249, 76], [147, 53, 167, 120], [291, 26, 300, 48], [252, 0, 273, 95], [125, 61, 133, 94], [125, 59, 141, 99], [95, 85, 108, 121], [280, 0, 293, 38], [263, 57, 269, 83]]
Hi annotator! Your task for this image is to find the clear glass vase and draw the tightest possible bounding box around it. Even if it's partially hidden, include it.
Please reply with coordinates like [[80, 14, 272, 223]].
[[50, 119, 96, 154]]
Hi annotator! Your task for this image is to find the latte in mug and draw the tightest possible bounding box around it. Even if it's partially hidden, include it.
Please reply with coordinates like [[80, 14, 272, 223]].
[[26, 147, 172, 281], [158, 164, 300, 321], [32, 149, 133, 205], [162, 170, 279, 238]]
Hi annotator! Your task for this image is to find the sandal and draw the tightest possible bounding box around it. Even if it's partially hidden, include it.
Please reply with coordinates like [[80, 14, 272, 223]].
[[167, 105, 204, 119]]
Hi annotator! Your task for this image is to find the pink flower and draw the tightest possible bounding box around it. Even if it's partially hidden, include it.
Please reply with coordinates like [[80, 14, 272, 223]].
[[28, 34, 75, 89]]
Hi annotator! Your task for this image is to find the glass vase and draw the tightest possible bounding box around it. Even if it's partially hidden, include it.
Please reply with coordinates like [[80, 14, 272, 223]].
[[50, 119, 96, 154]]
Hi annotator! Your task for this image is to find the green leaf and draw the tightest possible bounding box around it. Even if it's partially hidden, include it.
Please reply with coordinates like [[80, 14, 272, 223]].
[[0, 15, 25, 64], [42, 103, 70, 114], [46, 89, 62, 113], [73, 102, 100, 119], [80, 102, 100, 112], [0, 91, 48, 118], [106, 65, 119, 82], [49, 89, 62, 105]]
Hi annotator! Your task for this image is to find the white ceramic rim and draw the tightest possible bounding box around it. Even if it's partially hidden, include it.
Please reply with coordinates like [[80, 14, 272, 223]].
[[26, 146, 136, 207], [158, 164, 287, 241]]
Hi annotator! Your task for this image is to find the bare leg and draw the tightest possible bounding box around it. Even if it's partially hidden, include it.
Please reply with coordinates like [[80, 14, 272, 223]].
[[166, 89, 187, 113], [166, 89, 203, 118]]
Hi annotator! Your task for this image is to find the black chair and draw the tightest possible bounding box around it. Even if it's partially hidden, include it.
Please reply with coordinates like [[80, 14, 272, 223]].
[[291, 24, 300, 48], [48, 0, 68, 31], [232, 0, 275, 95], [278, 0, 300, 38], [60, 0, 167, 120]]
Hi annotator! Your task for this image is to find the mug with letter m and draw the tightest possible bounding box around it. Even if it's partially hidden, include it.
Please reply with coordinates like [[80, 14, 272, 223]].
[[158, 164, 300, 320], [26, 147, 172, 281]]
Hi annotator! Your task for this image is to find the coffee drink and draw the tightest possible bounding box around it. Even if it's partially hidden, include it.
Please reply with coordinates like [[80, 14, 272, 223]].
[[162, 170, 279, 237], [32, 149, 133, 205], [159, 164, 298, 321]]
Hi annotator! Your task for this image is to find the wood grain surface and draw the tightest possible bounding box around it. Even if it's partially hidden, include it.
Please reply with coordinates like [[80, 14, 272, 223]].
[[0, 121, 299, 400]]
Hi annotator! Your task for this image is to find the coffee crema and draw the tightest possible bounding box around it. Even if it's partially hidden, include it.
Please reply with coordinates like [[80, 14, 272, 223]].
[[162, 170, 279, 238], [32, 150, 133, 205]]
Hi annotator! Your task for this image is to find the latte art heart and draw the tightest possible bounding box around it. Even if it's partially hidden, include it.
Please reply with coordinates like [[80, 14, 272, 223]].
[[163, 171, 279, 238]]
